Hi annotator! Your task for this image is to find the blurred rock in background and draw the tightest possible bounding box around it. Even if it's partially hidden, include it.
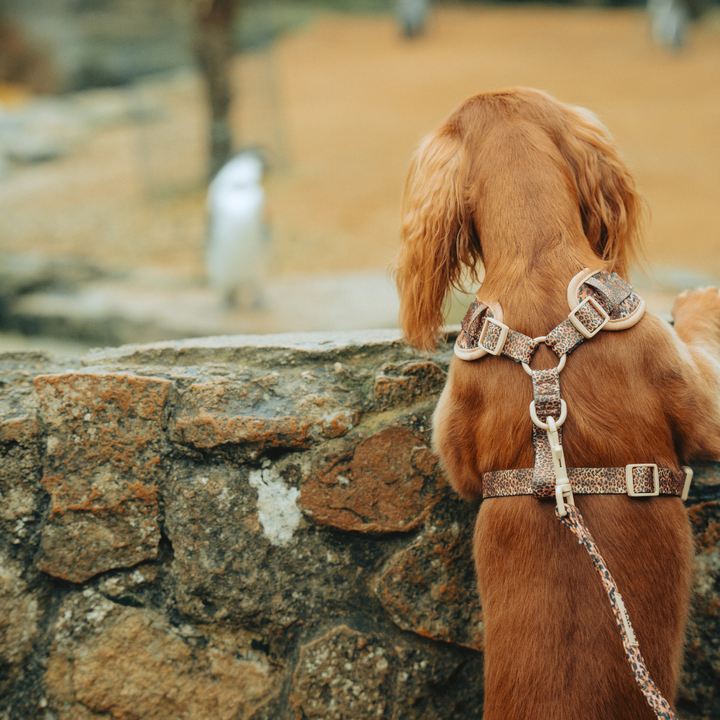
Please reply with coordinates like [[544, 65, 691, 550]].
[[0, 0, 193, 93]]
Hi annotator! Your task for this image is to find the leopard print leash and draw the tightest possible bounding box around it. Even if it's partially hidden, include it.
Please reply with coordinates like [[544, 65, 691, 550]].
[[454, 268, 688, 719], [523, 361, 682, 718], [526, 360, 683, 719], [558, 504, 679, 720]]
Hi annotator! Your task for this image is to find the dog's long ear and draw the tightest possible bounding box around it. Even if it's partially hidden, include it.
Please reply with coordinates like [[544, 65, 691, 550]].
[[557, 106, 645, 278], [394, 129, 480, 350]]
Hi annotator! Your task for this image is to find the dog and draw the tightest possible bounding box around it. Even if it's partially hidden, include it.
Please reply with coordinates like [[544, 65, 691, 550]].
[[394, 88, 720, 719]]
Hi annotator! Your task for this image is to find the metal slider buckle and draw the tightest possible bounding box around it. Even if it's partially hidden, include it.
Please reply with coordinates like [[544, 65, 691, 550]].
[[478, 317, 509, 356], [681, 466, 693, 502], [568, 296, 610, 339], [625, 464, 660, 497]]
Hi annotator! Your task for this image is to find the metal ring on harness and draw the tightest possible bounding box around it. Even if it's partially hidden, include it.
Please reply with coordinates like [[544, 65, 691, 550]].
[[529, 399, 568, 430], [521, 337, 567, 377]]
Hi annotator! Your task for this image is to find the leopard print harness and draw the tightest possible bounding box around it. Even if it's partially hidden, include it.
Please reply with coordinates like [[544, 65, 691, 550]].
[[455, 267, 691, 720]]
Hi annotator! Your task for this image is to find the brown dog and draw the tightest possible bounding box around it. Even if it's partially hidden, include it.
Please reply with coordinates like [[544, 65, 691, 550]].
[[395, 88, 720, 719]]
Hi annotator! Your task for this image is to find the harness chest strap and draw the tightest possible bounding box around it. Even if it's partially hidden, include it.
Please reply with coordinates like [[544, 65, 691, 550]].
[[480, 355, 691, 503], [484, 465, 693, 500]]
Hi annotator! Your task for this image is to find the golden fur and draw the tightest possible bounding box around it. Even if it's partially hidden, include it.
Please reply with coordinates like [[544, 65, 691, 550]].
[[395, 88, 720, 719]]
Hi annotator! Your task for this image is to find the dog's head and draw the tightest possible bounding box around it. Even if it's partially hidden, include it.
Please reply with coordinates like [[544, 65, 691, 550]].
[[394, 88, 645, 350]]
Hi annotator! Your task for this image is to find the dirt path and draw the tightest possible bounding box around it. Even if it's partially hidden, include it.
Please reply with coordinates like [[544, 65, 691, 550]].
[[266, 5, 720, 280], [1, 5, 720, 289]]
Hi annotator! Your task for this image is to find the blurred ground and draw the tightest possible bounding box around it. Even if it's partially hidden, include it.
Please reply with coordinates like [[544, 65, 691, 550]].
[[1, 4, 720, 353]]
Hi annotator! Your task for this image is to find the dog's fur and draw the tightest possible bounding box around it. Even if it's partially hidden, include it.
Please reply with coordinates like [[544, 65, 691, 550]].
[[395, 88, 720, 719]]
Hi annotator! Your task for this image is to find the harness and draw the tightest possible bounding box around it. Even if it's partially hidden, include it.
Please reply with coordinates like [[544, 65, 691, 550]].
[[455, 267, 693, 720]]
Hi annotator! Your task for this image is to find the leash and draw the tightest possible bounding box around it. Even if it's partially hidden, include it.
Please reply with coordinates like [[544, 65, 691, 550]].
[[455, 268, 692, 719], [559, 504, 679, 720]]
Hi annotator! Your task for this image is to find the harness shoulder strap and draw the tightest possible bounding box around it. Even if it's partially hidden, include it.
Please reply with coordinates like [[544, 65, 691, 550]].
[[454, 268, 646, 363]]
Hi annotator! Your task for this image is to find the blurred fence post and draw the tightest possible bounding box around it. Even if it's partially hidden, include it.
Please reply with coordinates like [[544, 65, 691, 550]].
[[192, 0, 242, 180]]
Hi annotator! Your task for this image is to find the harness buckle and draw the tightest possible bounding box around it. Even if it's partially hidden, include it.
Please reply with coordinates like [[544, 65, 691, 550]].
[[625, 464, 660, 497], [547, 417, 574, 517], [529, 399, 568, 430], [478, 317, 509, 356], [568, 295, 610, 339], [681, 465, 693, 502]]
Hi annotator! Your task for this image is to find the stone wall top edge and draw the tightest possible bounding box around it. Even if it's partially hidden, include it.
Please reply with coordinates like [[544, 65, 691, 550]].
[[77, 328, 452, 367], [1, 328, 463, 371]]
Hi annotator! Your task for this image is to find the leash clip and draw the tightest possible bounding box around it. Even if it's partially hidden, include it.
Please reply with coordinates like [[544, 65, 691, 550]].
[[547, 416, 574, 517]]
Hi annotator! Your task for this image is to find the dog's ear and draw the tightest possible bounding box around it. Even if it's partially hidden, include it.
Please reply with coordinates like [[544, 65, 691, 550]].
[[557, 106, 645, 278], [394, 128, 480, 350]]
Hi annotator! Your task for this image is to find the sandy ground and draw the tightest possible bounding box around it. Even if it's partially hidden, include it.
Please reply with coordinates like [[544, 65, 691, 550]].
[[267, 5, 720, 279], [1, 4, 720, 351]]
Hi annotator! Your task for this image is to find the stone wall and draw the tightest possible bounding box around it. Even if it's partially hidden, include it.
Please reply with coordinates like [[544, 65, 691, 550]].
[[1, 329, 718, 720]]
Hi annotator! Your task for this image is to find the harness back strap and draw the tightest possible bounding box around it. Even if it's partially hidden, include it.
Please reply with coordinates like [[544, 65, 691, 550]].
[[531, 368, 563, 499]]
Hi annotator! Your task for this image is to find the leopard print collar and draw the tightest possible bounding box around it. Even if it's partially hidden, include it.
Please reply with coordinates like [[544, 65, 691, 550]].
[[454, 268, 646, 362]]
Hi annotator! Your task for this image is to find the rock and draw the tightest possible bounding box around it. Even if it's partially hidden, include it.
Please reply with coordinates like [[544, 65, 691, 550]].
[[372, 361, 447, 410], [375, 497, 483, 650], [0, 554, 42, 697], [289, 625, 485, 720], [248, 466, 303, 547], [94, 563, 160, 607], [5, 2, 193, 93], [301, 422, 446, 533], [82, 329, 415, 369], [390, 643, 484, 720], [678, 499, 720, 718], [168, 368, 359, 457], [0, 252, 104, 315], [44, 591, 277, 720], [165, 457, 375, 631], [34, 372, 170, 583], [0, 411, 43, 560], [0, 335, 716, 720], [0, 97, 88, 165], [290, 625, 395, 720]]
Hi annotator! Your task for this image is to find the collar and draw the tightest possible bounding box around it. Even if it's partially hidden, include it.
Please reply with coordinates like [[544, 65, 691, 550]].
[[454, 268, 646, 363]]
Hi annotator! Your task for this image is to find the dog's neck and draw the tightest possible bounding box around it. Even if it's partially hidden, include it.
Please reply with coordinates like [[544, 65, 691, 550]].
[[473, 126, 603, 328], [478, 225, 600, 335], [479, 231, 599, 298]]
